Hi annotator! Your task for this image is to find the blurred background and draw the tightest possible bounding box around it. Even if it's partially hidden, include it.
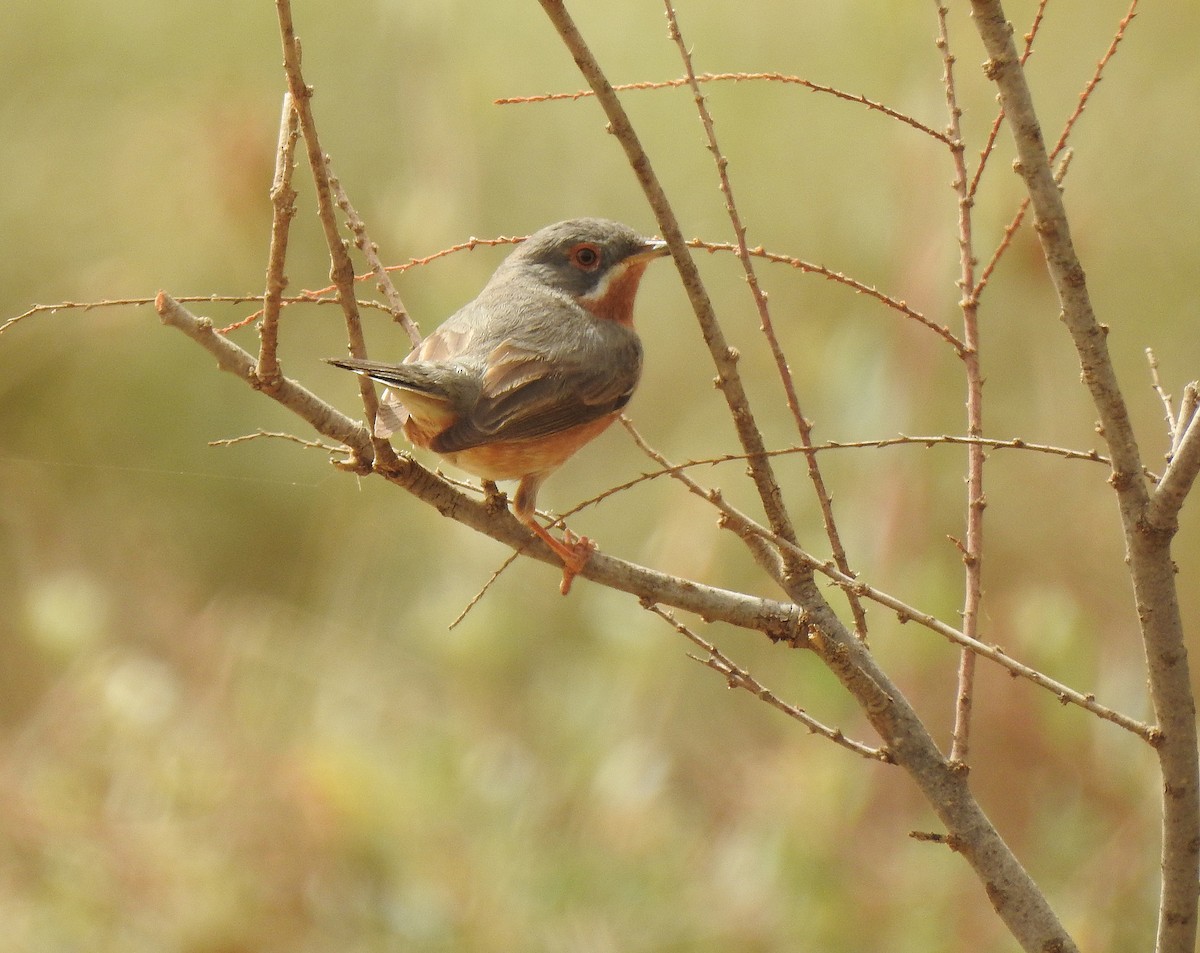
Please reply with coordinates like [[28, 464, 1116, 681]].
[[1, 1, 1197, 950]]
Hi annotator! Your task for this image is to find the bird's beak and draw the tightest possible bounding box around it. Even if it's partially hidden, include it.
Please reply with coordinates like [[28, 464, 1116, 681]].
[[633, 238, 671, 263]]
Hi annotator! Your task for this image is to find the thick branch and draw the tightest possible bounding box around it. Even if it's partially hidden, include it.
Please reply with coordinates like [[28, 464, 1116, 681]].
[[536, 0, 802, 570], [156, 293, 803, 639], [534, 5, 1082, 949], [156, 292, 368, 454], [793, 578, 1080, 953], [970, 5, 1199, 951]]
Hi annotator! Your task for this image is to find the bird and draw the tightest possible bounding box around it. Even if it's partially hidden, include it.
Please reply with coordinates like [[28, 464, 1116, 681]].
[[327, 217, 670, 594]]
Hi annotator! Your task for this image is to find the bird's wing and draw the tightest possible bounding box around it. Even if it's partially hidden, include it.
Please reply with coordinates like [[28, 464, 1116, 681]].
[[432, 329, 642, 453]]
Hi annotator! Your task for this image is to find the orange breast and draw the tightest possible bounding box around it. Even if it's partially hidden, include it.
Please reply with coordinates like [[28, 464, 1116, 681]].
[[429, 412, 619, 482]]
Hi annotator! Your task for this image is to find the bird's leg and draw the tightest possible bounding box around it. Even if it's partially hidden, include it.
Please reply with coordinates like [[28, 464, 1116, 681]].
[[522, 517, 596, 596], [514, 474, 595, 595], [481, 479, 508, 515]]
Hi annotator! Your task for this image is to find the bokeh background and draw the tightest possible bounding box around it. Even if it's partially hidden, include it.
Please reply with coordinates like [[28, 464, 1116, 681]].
[[2, 2, 1197, 951]]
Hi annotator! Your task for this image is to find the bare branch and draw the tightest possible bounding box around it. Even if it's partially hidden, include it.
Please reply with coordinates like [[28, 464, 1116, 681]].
[[1047, 0, 1140, 162], [496, 71, 951, 145], [208, 430, 343, 453], [1149, 404, 1200, 531], [970, 3, 1197, 949], [663, 0, 869, 640], [327, 158, 422, 347], [566, 431, 1144, 521], [1177, 384, 1200, 458], [156, 292, 806, 639], [1146, 348, 1178, 443], [274, 0, 396, 470], [642, 602, 891, 762], [935, 1, 985, 766], [973, 2, 1135, 304], [257, 93, 301, 388], [618, 420, 1153, 741], [967, 0, 1048, 201], [619, 417, 786, 586], [691, 240, 965, 352], [536, 0, 803, 575]]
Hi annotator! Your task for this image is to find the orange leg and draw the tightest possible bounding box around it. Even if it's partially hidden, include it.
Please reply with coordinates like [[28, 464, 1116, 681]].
[[523, 517, 597, 595]]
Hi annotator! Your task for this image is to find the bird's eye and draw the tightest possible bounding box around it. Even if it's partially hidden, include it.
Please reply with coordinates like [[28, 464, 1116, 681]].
[[569, 243, 602, 270]]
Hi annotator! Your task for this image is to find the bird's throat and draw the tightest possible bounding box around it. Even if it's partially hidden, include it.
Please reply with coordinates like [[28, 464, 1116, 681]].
[[577, 262, 651, 326]]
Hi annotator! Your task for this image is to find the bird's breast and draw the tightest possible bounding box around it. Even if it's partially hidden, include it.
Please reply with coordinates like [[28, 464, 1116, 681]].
[[437, 413, 620, 482]]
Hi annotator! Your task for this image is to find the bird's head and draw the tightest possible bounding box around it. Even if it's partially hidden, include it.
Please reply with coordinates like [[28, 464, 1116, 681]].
[[504, 217, 670, 324]]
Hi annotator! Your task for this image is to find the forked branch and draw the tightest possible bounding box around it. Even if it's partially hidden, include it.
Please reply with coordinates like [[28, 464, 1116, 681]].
[[969, 3, 1198, 950]]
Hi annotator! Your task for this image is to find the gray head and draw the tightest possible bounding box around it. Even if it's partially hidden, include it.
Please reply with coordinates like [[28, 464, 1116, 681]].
[[501, 217, 669, 300]]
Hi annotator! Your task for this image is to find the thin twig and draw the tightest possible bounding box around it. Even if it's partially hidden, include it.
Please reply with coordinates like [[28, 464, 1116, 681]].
[[619, 417, 786, 585], [257, 93, 301, 389], [746, 521, 1156, 742], [641, 601, 891, 762], [1145, 348, 1177, 448], [972, 0, 1134, 302], [691, 240, 965, 352], [496, 71, 951, 145], [327, 158, 422, 347], [208, 430, 343, 453], [293, 235, 526, 305], [275, 0, 396, 469], [663, 0, 869, 639], [565, 430, 1147, 521], [448, 552, 520, 630], [1047, 0, 1139, 162], [935, 2, 985, 766], [618, 420, 1152, 742], [973, 149, 1073, 302]]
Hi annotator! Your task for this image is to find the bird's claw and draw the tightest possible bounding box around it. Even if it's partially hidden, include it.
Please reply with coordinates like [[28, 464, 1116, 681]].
[[557, 529, 597, 596]]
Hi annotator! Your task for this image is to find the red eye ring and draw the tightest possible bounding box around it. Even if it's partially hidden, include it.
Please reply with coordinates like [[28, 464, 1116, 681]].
[[569, 243, 602, 271]]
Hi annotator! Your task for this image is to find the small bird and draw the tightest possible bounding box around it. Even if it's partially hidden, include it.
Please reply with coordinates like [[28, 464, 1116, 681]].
[[327, 217, 670, 594]]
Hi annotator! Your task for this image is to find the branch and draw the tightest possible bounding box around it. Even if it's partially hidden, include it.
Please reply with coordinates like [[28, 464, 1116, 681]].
[[692, 240, 965, 352], [536, 0, 803, 573], [567, 431, 1145, 523], [496, 71, 952, 145], [620, 417, 786, 586], [274, 0, 397, 470], [1149, 399, 1200, 532], [969, 4, 1198, 950], [327, 160, 422, 347], [257, 93, 300, 388], [156, 293, 369, 453], [642, 602, 891, 762], [966, 0, 1047, 201], [208, 429, 343, 453], [155, 292, 807, 640], [935, 2, 987, 765], [663, 0, 869, 639]]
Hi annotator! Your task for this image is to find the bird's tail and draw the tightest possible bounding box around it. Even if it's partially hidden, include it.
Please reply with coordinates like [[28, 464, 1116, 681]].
[[324, 357, 447, 394], [325, 357, 461, 440]]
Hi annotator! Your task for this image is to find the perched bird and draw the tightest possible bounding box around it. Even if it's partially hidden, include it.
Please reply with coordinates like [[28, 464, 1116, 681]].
[[327, 217, 670, 594]]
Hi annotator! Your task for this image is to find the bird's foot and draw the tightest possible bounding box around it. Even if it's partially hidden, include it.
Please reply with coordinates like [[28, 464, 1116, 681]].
[[555, 529, 597, 595], [526, 519, 597, 595]]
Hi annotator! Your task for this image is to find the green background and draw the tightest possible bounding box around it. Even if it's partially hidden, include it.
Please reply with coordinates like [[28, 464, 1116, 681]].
[[1, 2, 1197, 950]]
